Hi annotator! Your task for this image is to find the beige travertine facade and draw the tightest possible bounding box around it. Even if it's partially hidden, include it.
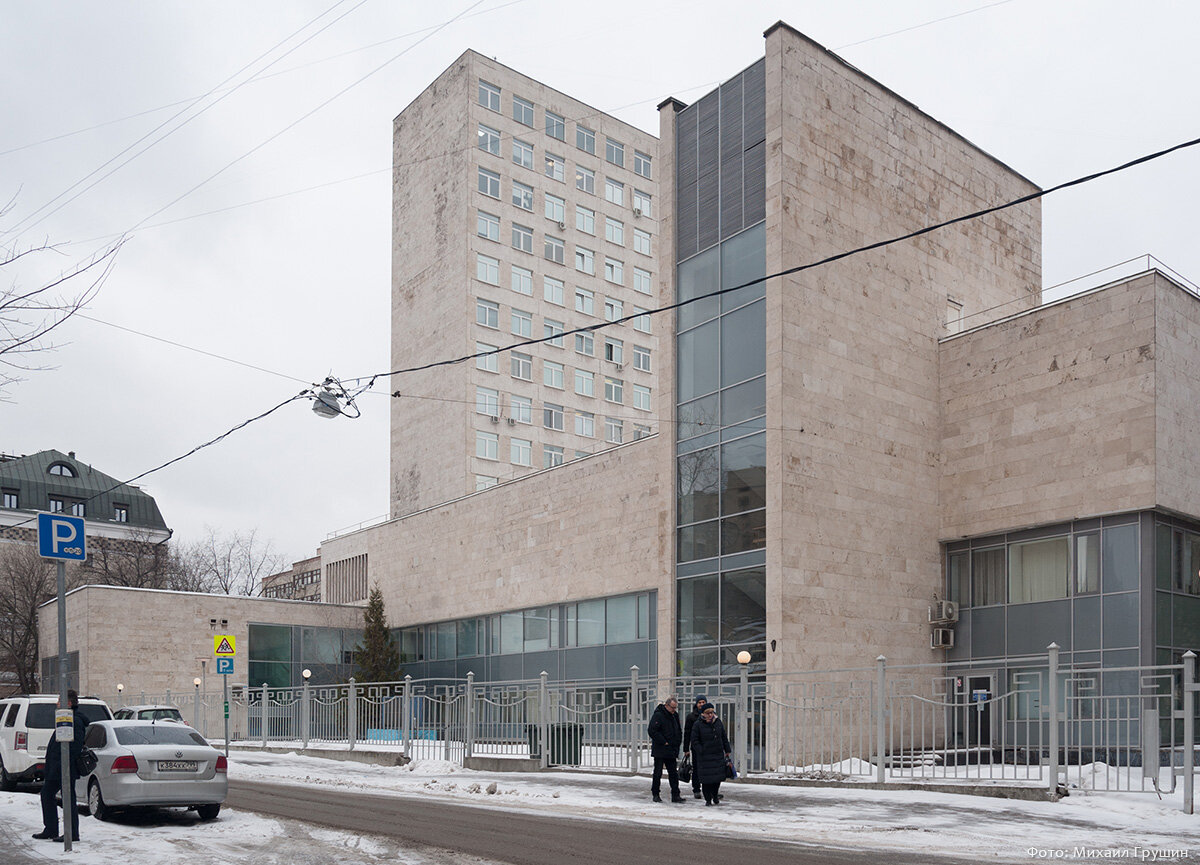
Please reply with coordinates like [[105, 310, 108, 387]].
[[390, 51, 660, 518], [39, 586, 362, 697], [940, 271, 1200, 539]]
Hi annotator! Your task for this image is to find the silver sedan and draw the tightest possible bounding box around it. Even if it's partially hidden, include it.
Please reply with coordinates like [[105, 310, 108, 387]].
[[74, 720, 227, 821]]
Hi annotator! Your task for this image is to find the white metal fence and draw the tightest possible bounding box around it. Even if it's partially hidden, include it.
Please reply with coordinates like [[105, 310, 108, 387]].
[[106, 647, 1198, 812]]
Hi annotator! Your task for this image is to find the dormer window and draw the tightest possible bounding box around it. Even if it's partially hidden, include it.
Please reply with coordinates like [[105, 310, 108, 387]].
[[48, 463, 76, 477]]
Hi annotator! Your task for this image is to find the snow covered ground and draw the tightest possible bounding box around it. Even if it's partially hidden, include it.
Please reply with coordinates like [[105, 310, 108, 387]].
[[1, 748, 1198, 863]]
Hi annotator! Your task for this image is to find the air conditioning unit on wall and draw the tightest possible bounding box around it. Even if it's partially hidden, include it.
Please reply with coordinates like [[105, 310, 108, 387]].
[[931, 628, 954, 650], [928, 600, 959, 624]]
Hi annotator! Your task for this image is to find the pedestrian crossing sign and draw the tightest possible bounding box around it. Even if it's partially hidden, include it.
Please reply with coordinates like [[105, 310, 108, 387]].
[[214, 634, 236, 656]]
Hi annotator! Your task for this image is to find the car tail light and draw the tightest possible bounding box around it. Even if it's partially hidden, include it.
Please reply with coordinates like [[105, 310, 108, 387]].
[[110, 755, 138, 774], [215, 755, 227, 773], [15, 732, 26, 750]]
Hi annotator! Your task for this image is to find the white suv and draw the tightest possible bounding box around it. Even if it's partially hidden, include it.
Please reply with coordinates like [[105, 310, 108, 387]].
[[0, 694, 112, 789]]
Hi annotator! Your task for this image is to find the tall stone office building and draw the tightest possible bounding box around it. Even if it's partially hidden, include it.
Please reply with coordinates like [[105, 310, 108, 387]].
[[389, 51, 661, 516]]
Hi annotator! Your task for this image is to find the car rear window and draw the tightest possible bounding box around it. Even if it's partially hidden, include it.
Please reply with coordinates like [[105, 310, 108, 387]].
[[114, 727, 207, 747], [26, 704, 55, 728], [78, 703, 112, 723]]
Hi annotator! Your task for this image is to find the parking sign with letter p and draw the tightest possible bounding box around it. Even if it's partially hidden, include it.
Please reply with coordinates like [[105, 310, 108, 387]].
[[37, 513, 87, 562]]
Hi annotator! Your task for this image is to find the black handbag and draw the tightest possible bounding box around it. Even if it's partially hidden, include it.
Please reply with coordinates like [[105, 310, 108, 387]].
[[725, 759, 738, 780], [75, 746, 98, 776], [679, 754, 692, 783]]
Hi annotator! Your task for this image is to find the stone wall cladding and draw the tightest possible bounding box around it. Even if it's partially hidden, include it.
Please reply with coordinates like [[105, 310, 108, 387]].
[[939, 274, 1159, 539], [763, 23, 1042, 673], [1154, 275, 1200, 517]]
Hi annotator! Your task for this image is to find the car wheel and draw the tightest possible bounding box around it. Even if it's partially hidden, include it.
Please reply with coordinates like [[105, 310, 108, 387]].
[[196, 803, 220, 821], [88, 779, 112, 822], [0, 757, 14, 792]]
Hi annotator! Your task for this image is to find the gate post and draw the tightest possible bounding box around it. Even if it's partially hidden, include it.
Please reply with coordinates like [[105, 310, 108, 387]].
[[402, 675, 412, 758], [736, 660, 749, 774], [539, 671, 550, 770], [260, 684, 269, 748], [302, 677, 311, 749], [875, 655, 886, 783], [629, 666, 641, 773], [1183, 651, 1195, 815], [347, 677, 357, 752], [1047, 643, 1060, 794], [465, 672, 476, 760]]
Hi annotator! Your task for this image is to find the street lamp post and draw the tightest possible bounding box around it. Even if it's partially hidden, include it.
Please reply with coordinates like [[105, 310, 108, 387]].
[[116, 683, 124, 707], [736, 651, 751, 774], [193, 678, 201, 729], [301, 669, 311, 749]]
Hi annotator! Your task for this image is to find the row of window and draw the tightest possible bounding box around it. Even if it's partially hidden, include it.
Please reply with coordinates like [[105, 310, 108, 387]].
[[1, 489, 128, 522], [474, 352, 650, 404], [477, 79, 651, 179], [478, 164, 652, 222], [477, 126, 652, 196], [476, 262, 653, 325], [477, 234, 650, 292], [477, 385, 652, 424], [475, 416, 650, 467], [475, 298, 651, 365], [398, 589, 653, 660], [478, 206, 652, 260]]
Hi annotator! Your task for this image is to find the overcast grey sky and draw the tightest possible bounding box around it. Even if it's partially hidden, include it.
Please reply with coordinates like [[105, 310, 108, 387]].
[[3, 0, 1198, 565]]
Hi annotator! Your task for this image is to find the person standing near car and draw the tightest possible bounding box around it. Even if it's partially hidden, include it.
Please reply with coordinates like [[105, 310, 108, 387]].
[[682, 694, 707, 800], [33, 690, 87, 842], [646, 696, 685, 803], [690, 702, 731, 806]]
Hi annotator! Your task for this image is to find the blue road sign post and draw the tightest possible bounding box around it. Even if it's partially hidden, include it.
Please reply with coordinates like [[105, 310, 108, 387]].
[[217, 658, 234, 675], [36, 512, 86, 852]]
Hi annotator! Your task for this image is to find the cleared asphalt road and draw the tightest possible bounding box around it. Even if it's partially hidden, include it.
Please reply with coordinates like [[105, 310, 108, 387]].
[[227, 778, 965, 865]]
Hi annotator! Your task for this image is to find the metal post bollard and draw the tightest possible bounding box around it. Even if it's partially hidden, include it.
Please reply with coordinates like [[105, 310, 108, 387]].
[[402, 675, 412, 758], [347, 678, 357, 752], [539, 672, 549, 770], [465, 672, 476, 760], [875, 655, 887, 783], [1048, 643, 1060, 795], [1183, 651, 1195, 815], [261, 684, 268, 748], [629, 666, 640, 773], [302, 678, 311, 749]]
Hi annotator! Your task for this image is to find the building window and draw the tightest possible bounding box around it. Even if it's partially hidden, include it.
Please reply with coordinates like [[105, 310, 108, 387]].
[[476, 386, 500, 416], [544, 319, 565, 347], [576, 166, 595, 194], [476, 253, 500, 285], [476, 298, 499, 328], [604, 297, 623, 321], [575, 246, 594, 275], [510, 395, 532, 424], [512, 223, 533, 253], [478, 167, 500, 198], [512, 180, 533, 211], [511, 265, 533, 296], [576, 125, 595, 154], [575, 369, 595, 396], [511, 352, 532, 380], [605, 217, 624, 246], [543, 402, 564, 430], [633, 189, 652, 216], [512, 138, 534, 170], [512, 96, 534, 127], [605, 417, 624, 443], [545, 110, 565, 140], [544, 153, 565, 183], [605, 177, 624, 206], [478, 124, 501, 156], [575, 332, 594, 356], [633, 384, 651, 411], [2, 490, 18, 509], [543, 445, 564, 468], [477, 210, 500, 241], [605, 377, 623, 404], [69, 501, 85, 517], [49, 497, 64, 512], [1008, 537, 1069, 604], [633, 307, 651, 333], [575, 411, 595, 437], [633, 267, 652, 295], [634, 150, 652, 179], [511, 438, 532, 466], [575, 287, 594, 316], [1075, 533, 1100, 594], [634, 228, 651, 256], [544, 235, 565, 265], [511, 308, 532, 338], [576, 205, 595, 234], [545, 194, 565, 224], [476, 475, 498, 491], [476, 342, 498, 372], [476, 430, 498, 460], [604, 337, 623, 364], [49, 464, 74, 478], [478, 79, 500, 111], [544, 360, 564, 389], [605, 137, 624, 167], [633, 345, 651, 372], [604, 258, 624, 285], [972, 548, 1006, 607], [544, 276, 564, 305], [633, 423, 652, 440]]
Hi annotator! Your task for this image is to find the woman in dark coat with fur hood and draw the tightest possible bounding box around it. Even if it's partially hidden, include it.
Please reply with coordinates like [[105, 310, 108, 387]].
[[690, 702, 731, 805]]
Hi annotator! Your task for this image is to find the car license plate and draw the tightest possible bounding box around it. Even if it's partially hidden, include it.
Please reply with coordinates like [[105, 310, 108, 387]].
[[157, 760, 197, 772]]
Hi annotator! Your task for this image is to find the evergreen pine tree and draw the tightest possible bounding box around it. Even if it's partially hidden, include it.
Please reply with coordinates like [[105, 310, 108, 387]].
[[354, 584, 401, 682]]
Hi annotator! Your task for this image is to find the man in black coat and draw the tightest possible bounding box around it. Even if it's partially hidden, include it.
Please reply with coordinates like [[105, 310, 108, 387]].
[[682, 694, 707, 799], [33, 690, 87, 842], [646, 696, 685, 803]]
